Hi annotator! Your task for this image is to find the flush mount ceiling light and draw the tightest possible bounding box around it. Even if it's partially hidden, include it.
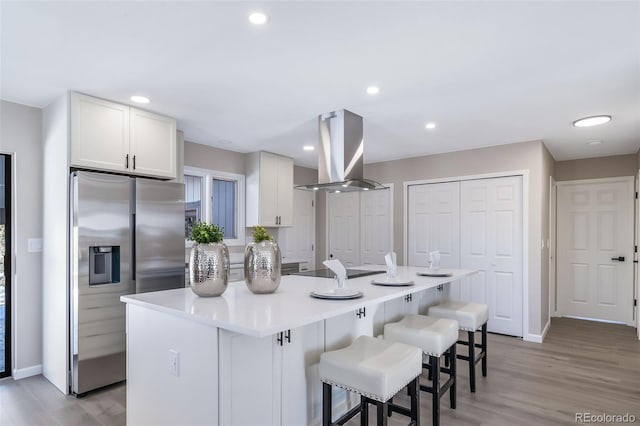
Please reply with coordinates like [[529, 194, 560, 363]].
[[425, 122, 436, 130], [366, 86, 380, 95], [587, 139, 603, 146], [303, 145, 314, 151], [130, 95, 150, 104], [573, 115, 611, 127], [248, 12, 269, 25]]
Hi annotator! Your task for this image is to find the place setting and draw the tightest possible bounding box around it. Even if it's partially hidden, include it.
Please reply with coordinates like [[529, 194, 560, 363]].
[[371, 252, 415, 286], [416, 251, 453, 277], [309, 259, 364, 300]]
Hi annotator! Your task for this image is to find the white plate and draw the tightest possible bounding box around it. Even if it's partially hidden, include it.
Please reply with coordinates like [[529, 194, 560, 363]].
[[371, 278, 415, 287], [416, 270, 452, 277], [310, 288, 363, 300]]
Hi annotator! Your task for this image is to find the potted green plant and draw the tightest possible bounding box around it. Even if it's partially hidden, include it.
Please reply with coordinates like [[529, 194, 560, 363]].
[[244, 225, 282, 294], [189, 222, 230, 297]]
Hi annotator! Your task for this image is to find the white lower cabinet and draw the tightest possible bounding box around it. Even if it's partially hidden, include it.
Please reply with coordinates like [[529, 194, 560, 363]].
[[219, 321, 324, 426]]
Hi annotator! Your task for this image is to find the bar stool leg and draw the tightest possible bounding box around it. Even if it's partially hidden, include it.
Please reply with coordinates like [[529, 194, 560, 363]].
[[481, 323, 488, 377], [377, 402, 388, 426], [360, 396, 368, 426], [468, 331, 476, 393], [449, 344, 457, 409], [430, 355, 440, 426], [323, 383, 332, 426], [409, 377, 420, 426]]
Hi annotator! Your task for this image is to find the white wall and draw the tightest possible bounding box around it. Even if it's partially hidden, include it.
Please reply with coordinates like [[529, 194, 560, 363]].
[[0, 100, 43, 376]]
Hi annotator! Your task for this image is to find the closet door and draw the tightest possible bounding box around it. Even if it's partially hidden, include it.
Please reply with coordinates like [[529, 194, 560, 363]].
[[407, 182, 461, 269], [360, 188, 392, 265], [460, 176, 523, 337], [328, 192, 360, 267]]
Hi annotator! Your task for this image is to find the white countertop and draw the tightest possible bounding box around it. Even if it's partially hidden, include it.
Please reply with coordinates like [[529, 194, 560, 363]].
[[121, 266, 476, 338]]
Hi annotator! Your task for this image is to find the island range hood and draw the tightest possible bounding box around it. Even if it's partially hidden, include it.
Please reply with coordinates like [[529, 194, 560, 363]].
[[297, 109, 386, 192]]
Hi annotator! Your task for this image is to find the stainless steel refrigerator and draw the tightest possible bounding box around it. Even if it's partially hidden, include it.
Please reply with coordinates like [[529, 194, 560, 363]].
[[70, 171, 185, 395]]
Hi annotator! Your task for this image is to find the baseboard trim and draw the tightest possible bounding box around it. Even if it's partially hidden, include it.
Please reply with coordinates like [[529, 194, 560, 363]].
[[524, 320, 550, 343], [13, 364, 42, 380]]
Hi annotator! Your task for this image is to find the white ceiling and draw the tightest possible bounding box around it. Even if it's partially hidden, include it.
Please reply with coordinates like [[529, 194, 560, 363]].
[[2, 1, 639, 168]]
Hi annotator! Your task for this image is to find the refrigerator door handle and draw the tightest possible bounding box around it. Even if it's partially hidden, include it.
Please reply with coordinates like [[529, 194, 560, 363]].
[[131, 213, 136, 280]]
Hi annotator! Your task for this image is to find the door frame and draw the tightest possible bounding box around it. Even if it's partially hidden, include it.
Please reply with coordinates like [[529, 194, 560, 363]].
[[554, 176, 635, 326], [325, 184, 394, 262], [550, 177, 558, 317], [403, 170, 530, 340], [0, 151, 15, 378]]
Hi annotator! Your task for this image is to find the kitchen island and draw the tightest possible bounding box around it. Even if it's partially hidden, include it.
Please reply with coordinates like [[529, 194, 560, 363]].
[[121, 266, 476, 426]]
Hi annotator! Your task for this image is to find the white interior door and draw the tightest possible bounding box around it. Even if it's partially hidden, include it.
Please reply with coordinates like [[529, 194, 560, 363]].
[[557, 178, 634, 325], [407, 182, 461, 268], [360, 188, 391, 265], [328, 192, 360, 267], [460, 176, 523, 337], [279, 189, 315, 268]]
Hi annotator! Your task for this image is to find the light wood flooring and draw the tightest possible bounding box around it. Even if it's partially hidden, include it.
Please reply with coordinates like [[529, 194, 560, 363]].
[[1, 318, 639, 426]]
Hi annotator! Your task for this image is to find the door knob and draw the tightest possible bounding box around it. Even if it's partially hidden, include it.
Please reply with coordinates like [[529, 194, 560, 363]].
[[611, 256, 625, 262]]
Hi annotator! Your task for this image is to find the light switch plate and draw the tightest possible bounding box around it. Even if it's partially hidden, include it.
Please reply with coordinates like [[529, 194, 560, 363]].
[[168, 349, 180, 377], [28, 238, 43, 253]]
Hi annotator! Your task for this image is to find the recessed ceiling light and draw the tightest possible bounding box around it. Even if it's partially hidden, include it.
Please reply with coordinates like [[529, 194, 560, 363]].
[[249, 12, 268, 25], [341, 184, 348, 188], [573, 115, 611, 127], [303, 145, 314, 151], [130, 95, 150, 104], [587, 139, 603, 146], [425, 122, 436, 130], [363, 188, 370, 191], [366, 86, 380, 95], [313, 187, 319, 191], [335, 190, 341, 193]]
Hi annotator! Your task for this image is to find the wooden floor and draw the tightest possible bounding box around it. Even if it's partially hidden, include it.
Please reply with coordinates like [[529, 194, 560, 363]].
[[1, 318, 639, 426]]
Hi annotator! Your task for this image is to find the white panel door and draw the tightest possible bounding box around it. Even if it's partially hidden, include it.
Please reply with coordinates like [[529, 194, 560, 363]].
[[280, 189, 315, 267], [557, 178, 634, 324], [407, 182, 460, 268], [460, 176, 523, 336], [328, 192, 360, 267], [360, 188, 391, 265]]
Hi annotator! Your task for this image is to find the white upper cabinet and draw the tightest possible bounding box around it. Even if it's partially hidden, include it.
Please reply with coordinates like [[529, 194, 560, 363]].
[[246, 151, 294, 227], [71, 93, 130, 173], [70, 92, 177, 179], [129, 107, 176, 178]]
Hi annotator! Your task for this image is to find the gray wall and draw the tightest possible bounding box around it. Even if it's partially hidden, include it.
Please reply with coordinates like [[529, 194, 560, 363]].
[[0, 100, 43, 373], [362, 140, 547, 336], [555, 154, 637, 181]]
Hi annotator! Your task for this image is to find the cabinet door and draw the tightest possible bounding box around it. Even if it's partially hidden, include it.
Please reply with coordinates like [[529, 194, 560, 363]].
[[259, 153, 280, 226], [130, 108, 177, 179], [219, 330, 279, 426], [70, 93, 130, 173], [277, 156, 294, 226], [281, 322, 324, 426]]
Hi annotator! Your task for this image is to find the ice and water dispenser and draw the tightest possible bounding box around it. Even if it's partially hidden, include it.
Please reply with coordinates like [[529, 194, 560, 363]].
[[89, 246, 120, 285]]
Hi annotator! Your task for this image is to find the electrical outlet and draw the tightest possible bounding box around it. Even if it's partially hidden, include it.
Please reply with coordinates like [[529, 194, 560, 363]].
[[168, 350, 180, 377]]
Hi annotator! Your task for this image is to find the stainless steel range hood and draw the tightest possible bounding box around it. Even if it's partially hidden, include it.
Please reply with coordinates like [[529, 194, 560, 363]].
[[297, 109, 385, 192]]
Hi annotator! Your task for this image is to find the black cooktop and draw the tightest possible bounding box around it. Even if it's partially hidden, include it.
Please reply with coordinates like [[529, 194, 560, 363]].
[[290, 268, 385, 279]]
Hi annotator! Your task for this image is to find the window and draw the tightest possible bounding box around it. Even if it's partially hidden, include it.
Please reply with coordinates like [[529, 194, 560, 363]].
[[184, 167, 245, 246]]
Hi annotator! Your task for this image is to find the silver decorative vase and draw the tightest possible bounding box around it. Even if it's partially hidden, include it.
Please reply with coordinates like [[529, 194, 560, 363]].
[[189, 242, 230, 297], [244, 240, 282, 294]]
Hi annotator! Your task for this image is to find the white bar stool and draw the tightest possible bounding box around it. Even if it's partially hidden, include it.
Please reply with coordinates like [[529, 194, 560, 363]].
[[319, 335, 422, 426], [384, 315, 458, 426], [428, 301, 489, 392]]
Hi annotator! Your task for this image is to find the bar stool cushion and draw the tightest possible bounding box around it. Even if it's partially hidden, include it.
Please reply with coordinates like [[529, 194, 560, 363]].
[[319, 335, 422, 403], [428, 301, 489, 331], [384, 315, 459, 357]]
